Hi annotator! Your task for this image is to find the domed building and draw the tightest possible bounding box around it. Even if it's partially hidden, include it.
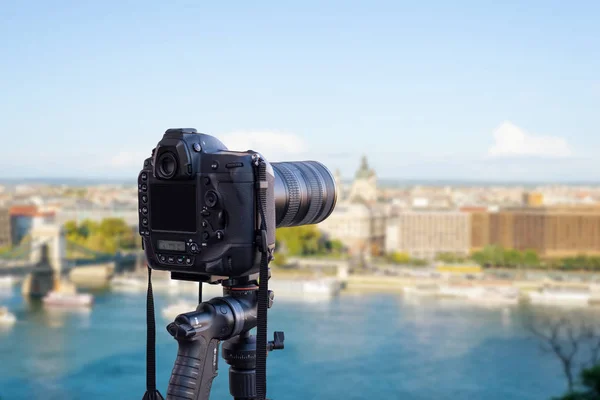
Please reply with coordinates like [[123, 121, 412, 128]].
[[348, 156, 377, 204], [318, 155, 386, 258]]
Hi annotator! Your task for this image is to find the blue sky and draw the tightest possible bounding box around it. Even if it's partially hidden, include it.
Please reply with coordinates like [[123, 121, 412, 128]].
[[1, 1, 598, 182]]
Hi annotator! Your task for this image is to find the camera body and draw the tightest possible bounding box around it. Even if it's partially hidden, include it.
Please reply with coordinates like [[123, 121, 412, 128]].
[[138, 128, 275, 281]]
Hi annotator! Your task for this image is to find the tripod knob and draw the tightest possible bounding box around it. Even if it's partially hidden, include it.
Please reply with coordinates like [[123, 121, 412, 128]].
[[268, 331, 285, 351]]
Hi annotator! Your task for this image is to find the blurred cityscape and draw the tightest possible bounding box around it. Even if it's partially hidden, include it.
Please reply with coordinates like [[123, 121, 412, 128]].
[[2, 157, 600, 400], [3, 155, 600, 270]]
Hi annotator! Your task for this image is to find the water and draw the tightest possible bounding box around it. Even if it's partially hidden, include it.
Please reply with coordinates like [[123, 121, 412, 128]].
[[0, 286, 579, 400]]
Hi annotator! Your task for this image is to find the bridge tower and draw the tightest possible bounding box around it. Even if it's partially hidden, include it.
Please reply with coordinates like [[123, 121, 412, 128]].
[[22, 224, 66, 297]]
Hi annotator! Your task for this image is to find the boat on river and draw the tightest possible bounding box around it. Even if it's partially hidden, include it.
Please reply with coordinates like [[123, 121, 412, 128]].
[[527, 288, 591, 306], [110, 275, 145, 292], [402, 284, 440, 297], [439, 285, 520, 305], [0, 306, 16, 326], [269, 278, 341, 301], [43, 281, 93, 308], [0, 276, 14, 288]]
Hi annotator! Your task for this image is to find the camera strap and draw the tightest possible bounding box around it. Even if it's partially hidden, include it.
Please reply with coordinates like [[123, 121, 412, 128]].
[[142, 266, 165, 400], [254, 157, 272, 400]]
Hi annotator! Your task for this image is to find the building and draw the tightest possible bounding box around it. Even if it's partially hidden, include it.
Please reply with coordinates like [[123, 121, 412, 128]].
[[55, 199, 139, 227], [0, 206, 11, 248], [348, 156, 377, 204], [319, 202, 371, 256], [319, 155, 387, 257], [10, 205, 56, 245], [319, 201, 386, 257], [385, 210, 471, 259], [468, 206, 600, 257], [523, 192, 544, 207]]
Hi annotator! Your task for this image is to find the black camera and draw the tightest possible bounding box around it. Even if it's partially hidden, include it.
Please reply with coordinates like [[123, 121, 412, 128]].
[[138, 128, 337, 281]]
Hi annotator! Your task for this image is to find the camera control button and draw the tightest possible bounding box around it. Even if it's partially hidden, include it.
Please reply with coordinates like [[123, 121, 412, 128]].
[[177, 256, 184, 264], [141, 207, 148, 214], [216, 231, 224, 241], [205, 191, 218, 208], [211, 161, 219, 170], [141, 173, 148, 181], [139, 184, 147, 191], [203, 177, 211, 185], [160, 255, 166, 263], [142, 218, 148, 226], [226, 162, 243, 169], [167, 256, 175, 264], [217, 211, 227, 228], [141, 195, 148, 203], [202, 231, 210, 241], [201, 210, 211, 217], [185, 257, 193, 265], [202, 220, 208, 228], [190, 243, 199, 253]]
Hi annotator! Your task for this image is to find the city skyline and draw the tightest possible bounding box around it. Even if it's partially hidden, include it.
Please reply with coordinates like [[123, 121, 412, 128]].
[[1, 1, 599, 181]]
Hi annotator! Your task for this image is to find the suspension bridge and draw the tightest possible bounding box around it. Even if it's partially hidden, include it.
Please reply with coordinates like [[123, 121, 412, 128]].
[[0, 224, 142, 296]]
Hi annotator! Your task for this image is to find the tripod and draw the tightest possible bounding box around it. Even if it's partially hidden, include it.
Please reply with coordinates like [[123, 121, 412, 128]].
[[165, 277, 284, 400]]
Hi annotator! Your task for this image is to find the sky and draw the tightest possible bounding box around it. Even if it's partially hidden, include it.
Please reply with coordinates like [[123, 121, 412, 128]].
[[0, 0, 599, 182]]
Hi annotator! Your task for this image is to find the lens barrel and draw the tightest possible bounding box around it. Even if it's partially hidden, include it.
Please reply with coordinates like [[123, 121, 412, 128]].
[[272, 161, 337, 228]]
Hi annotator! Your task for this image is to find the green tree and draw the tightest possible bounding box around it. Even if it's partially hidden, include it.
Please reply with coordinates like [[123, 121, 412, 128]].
[[388, 251, 411, 265], [436, 252, 466, 264], [503, 249, 523, 268], [326, 239, 345, 255], [272, 252, 288, 267], [410, 258, 428, 267], [523, 250, 541, 268], [63, 218, 136, 255], [471, 250, 488, 267], [555, 365, 600, 400], [275, 225, 324, 256]]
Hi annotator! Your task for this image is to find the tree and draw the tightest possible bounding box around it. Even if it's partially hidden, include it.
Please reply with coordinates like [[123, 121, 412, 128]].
[[327, 239, 345, 255], [388, 251, 411, 265], [555, 365, 600, 400], [503, 249, 523, 268], [523, 250, 540, 268], [63, 218, 137, 255], [272, 252, 288, 267], [524, 312, 600, 395], [410, 258, 428, 267], [436, 252, 466, 264], [471, 250, 488, 267]]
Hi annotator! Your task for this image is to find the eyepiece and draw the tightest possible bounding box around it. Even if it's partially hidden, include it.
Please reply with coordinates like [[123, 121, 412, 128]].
[[272, 161, 337, 228], [158, 152, 178, 179]]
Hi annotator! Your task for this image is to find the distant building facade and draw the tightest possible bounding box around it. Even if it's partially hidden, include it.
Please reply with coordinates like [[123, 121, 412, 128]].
[[0, 206, 11, 248], [385, 211, 471, 259], [467, 206, 600, 257], [55, 200, 139, 227], [10, 205, 55, 245], [319, 202, 372, 256]]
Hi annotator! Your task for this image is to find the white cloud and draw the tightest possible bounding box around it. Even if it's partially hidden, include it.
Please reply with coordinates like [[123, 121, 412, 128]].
[[488, 121, 572, 158], [109, 151, 148, 168], [220, 131, 308, 160]]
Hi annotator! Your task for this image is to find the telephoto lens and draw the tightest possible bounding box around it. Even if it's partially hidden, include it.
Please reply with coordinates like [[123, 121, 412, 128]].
[[272, 161, 337, 228]]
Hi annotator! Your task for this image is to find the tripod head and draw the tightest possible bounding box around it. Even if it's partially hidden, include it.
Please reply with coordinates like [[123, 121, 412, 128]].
[[165, 278, 284, 400]]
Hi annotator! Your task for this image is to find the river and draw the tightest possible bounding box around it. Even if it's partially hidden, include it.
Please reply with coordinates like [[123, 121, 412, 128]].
[[0, 284, 587, 400]]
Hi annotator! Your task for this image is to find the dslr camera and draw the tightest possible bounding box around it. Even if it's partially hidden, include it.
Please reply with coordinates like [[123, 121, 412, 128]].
[[138, 128, 337, 282]]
